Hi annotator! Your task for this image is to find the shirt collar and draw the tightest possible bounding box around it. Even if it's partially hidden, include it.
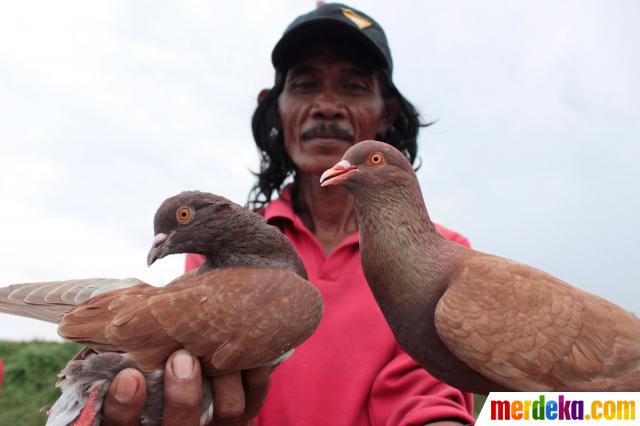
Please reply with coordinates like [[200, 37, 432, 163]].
[[263, 185, 297, 223], [263, 185, 360, 248]]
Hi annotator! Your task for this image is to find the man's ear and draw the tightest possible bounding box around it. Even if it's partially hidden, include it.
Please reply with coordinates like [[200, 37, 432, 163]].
[[377, 97, 401, 134], [257, 89, 271, 104]]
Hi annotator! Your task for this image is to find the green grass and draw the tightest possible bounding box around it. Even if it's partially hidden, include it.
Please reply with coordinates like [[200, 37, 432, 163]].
[[474, 394, 487, 418], [0, 341, 487, 424], [0, 340, 82, 426]]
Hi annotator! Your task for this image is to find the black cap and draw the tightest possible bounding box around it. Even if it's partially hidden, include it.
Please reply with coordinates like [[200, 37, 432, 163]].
[[272, 3, 393, 74]]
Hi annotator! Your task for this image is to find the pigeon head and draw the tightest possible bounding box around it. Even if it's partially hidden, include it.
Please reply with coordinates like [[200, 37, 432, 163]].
[[319, 140, 416, 193], [147, 191, 307, 278], [147, 191, 242, 266]]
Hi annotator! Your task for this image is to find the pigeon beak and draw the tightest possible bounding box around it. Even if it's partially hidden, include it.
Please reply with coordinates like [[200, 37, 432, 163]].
[[320, 160, 358, 187], [147, 233, 170, 266]]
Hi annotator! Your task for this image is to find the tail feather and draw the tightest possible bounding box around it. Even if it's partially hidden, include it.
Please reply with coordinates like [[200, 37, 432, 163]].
[[0, 278, 146, 324], [46, 352, 213, 426]]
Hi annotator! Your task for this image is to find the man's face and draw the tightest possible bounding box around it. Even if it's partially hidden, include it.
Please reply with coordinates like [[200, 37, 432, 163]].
[[278, 43, 392, 176]]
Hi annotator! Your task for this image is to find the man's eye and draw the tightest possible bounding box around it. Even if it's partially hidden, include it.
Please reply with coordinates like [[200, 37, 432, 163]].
[[344, 82, 368, 92], [291, 80, 317, 90]]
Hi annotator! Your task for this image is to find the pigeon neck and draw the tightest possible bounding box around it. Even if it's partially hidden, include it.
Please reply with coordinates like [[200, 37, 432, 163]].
[[202, 252, 304, 276], [196, 212, 307, 279], [353, 181, 452, 332], [352, 178, 440, 239]]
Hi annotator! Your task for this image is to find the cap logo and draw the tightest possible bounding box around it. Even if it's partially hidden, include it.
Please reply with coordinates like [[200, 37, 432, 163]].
[[341, 8, 372, 30]]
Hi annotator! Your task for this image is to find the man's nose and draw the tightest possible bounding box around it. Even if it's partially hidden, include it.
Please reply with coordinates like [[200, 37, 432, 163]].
[[310, 91, 346, 120]]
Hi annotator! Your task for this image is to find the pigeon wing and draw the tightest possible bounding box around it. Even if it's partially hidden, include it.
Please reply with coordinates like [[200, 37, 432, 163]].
[[435, 250, 640, 391], [149, 267, 323, 373], [60, 267, 323, 372], [0, 278, 147, 324]]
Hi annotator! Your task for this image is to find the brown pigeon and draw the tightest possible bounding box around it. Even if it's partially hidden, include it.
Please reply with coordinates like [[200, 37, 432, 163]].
[[0, 191, 323, 425], [320, 140, 640, 394]]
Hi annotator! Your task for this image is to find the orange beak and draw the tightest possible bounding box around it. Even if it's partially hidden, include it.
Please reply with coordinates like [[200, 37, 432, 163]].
[[320, 160, 358, 187]]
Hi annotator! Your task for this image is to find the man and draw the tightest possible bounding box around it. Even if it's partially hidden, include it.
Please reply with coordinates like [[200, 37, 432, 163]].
[[102, 4, 475, 425]]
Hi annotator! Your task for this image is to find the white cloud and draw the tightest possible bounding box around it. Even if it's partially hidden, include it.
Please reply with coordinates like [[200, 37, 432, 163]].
[[0, 1, 639, 342]]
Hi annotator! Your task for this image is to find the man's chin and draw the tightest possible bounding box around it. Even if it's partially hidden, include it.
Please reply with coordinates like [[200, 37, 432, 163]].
[[296, 156, 349, 178], [289, 140, 354, 177]]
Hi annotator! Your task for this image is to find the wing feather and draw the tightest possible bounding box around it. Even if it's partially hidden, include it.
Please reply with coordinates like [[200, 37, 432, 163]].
[[0, 278, 146, 324], [435, 250, 640, 391], [56, 267, 322, 372], [3, 268, 322, 374]]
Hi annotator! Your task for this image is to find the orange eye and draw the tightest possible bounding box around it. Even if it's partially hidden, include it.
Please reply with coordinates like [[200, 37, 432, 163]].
[[369, 152, 384, 166], [176, 207, 192, 224]]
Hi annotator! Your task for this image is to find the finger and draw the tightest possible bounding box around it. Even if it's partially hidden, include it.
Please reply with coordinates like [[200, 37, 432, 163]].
[[102, 368, 146, 426], [163, 349, 203, 426], [242, 366, 271, 420], [212, 372, 246, 421]]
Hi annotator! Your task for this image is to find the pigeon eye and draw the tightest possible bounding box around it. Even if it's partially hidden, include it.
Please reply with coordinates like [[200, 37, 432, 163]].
[[176, 207, 192, 224], [368, 152, 384, 166]]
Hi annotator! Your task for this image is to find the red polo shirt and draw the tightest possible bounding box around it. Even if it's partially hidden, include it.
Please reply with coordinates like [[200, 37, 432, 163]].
[[185, 191, 475, 426]]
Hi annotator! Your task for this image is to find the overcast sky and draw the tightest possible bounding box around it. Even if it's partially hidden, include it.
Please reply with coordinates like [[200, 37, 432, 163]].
[[1, 0, 638, 340]]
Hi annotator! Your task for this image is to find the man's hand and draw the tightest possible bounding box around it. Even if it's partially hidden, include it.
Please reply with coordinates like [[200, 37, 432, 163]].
[[102, 350, 271, 426]]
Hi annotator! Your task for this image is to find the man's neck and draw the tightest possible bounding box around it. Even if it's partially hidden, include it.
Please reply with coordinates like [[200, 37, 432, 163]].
[[295, 173, 358, 256]]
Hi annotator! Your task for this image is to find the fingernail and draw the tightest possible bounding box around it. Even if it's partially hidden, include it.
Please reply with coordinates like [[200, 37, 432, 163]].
[[172, 351, 194, 379], [115, 373, 138, 403]]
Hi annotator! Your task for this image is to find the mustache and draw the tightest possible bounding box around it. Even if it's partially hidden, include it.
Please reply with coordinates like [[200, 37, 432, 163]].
[[300, 123, 354, 142]]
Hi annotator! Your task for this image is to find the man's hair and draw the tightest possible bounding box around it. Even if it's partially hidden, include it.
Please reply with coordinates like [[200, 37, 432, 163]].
[[248, 40, 428, 210]]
